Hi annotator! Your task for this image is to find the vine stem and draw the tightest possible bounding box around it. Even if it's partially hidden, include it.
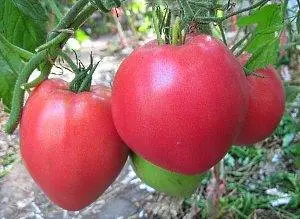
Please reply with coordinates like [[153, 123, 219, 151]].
[[4, 50, 48, 133], [5, 3, 97, 134], [199, 0, 270, 23], [48, 0, 89, 40], [152, 8, 164, 45], [217, 22, 227, 46], [172, 17, 182, 45]]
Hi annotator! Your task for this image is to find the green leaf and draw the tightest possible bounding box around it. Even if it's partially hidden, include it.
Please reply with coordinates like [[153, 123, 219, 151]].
[[0, 0, 41, 110], [11, 0, 48, 22], [0, 61, 17, 111], [284, 85, 300, 103], [0, 0, 47, 52], [0, 35, 24, 110], [237, 4, 284, 71]]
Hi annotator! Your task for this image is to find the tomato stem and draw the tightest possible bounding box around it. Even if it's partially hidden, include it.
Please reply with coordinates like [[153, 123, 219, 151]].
[[69, 52, 99, 93], [36, 31, 72, 52], [171, 17, 182, 45], [48, 0, 89, 40], [5, 2, 98, 134], [4, 50, 48, 134], [217, 22, 227, 46], [152, 8, 164, 45], [21, 62, 53, 90]]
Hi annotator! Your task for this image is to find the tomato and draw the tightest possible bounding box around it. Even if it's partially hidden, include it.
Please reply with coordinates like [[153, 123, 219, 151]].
[[234, 66, 285, 145], [131, 152, 202, 197], [112, 34, 249, 175], [20, 79, 129, 211]]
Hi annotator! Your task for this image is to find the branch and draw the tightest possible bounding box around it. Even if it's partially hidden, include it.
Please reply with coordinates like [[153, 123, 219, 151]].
[[223, 0, 269, 20], [218, 23, 227, 46], [48, 0, 89, 39], [198, 0, 270, 23], [4, 2, 97, 134]]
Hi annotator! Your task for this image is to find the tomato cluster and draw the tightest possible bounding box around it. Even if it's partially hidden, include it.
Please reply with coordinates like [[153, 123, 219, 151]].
[[19, 34, 285, 210]]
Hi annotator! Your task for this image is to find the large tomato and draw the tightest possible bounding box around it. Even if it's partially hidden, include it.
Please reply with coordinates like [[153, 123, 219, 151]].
[[20, 79, 129, 211], [234, 66, 285, 145], [112, 34, 249, 175]]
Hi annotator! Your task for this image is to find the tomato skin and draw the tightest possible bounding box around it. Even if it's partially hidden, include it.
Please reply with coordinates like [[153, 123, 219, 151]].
[[112, 35, 249, 175], [20, 79, 129, 211], [234, 66, 285, 145]]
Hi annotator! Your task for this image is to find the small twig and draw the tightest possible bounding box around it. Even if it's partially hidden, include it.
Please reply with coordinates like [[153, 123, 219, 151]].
[[223, 0, 269, 20], [198, 0, 270, 23], [218, 22, 227, 46], [231, 31, 252, 53]]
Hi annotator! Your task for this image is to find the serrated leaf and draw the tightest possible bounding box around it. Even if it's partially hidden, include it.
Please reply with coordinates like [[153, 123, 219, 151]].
[[237, 4, 284, 71], [11, 0, 48, 22], [238, 4, 282, 28], [0, 0, 47, 52]]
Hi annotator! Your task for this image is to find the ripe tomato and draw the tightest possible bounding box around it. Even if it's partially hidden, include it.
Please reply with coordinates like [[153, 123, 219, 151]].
[[112, 35, 249, 175], [234, 66, 285, 145], [20, 79, 129, 210]]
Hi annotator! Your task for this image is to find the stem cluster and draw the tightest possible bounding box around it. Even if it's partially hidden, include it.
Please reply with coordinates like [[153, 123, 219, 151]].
[[4, 0, 119, 133]]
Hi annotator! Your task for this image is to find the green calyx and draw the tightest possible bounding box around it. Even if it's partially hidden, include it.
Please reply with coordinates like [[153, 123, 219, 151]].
[[68, 52, 100, 93]]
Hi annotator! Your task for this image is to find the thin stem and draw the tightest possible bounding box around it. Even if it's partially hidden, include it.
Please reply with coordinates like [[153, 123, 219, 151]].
[[198, 0, 270, 23], [21, 62, 53, 89], [5, 3, 97, 134], [0, 33, 34, 61], [36, 32, 71, 52], [71, 4, 97, 30], [172, 17, 182, 45], [223, 0, 269, 20], [218, 22, 227, 46], [152, 8, 164, 45], [4, 50, 48, 134], [231, 31, 252, 53], [78, 61, 100, 92], [58, 51, 79, 73], [164, 10, 172, 44], [40, 4, 97, 80], [49, 0, 89, 39], [297, 0, 300, 11]]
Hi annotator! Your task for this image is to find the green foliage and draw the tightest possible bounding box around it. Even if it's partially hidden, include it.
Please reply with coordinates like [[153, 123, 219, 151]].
[[238, 4, 284, 72], [0, 0, 47, 52], [0, 0, 48, 110]]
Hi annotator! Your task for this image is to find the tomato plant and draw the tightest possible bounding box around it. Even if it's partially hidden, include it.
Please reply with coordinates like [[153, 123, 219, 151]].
[[0, 0, 298, 217]]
